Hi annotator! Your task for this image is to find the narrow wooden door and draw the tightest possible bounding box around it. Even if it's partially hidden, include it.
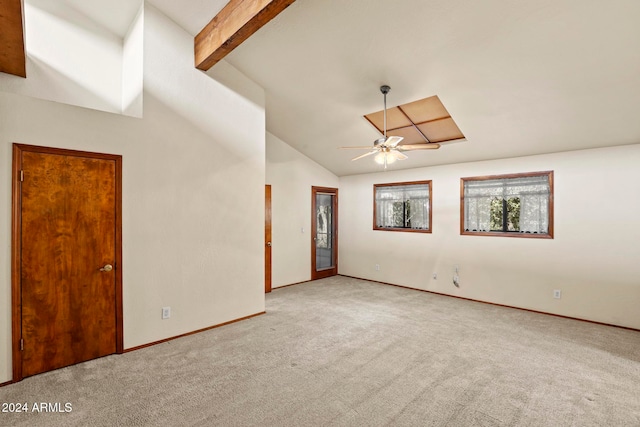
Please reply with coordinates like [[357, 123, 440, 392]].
[[311, 186, 338, 280], [265, 185, 272, 293], [12, 144, 123, 380]]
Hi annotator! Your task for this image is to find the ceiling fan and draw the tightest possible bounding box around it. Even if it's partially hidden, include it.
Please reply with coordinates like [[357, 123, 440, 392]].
[[341, 85, 440, 168]]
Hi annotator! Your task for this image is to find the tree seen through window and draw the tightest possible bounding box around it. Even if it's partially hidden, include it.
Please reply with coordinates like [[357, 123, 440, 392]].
[[489, 197, 520, 231]]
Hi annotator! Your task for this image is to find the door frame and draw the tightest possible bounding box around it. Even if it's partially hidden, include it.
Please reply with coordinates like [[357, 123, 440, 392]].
[[311, 186, 338, 280], [11, 143, 124, 382], [265, 184, 272, 293]]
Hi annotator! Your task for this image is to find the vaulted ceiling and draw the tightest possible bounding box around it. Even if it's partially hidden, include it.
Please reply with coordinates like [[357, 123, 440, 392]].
[[9, 0, 640, 176], [220, 0, 640, 176]]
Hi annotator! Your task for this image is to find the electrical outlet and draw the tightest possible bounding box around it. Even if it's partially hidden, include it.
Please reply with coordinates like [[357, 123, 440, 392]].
[[162, 306, 171, 319], [375, 264, 380, 271], [553, 290, 561, 299], [432, 273, 437, 280]]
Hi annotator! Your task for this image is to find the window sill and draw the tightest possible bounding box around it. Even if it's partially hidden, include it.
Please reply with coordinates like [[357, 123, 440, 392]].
[[461, 230, 553, 239], [374, 227, 432, 234]]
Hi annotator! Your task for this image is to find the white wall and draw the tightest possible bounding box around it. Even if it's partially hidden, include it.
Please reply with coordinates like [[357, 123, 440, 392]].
[[122, 4, 144, 117], [0, 3, 266, 383], [339, 144, 640, 329], [266, 132, 339, 287], [0, 0, 127, 114]]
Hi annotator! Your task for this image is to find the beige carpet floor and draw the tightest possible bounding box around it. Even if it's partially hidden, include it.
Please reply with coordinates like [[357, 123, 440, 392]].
[[1, 276, 639, 426]]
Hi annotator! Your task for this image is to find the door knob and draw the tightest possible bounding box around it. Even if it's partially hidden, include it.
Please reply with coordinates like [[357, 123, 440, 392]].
[[266, 242, 272, 247], [100, 264, 113, 272]]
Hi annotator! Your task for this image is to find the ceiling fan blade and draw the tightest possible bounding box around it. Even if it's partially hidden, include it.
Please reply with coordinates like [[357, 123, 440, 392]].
[[385, 136, 404, 147], [351, 150, 379, 161], [397, 143, 441, 151], [339, 146, 377, 149], [394, 151, 408, 160]]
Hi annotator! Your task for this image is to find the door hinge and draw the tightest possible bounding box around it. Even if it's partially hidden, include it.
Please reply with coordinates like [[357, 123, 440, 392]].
[[20, 339, 24, 351], [19, 170, 24, 182]]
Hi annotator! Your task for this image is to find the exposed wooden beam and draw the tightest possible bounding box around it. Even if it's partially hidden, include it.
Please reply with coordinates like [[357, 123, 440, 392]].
[[0, 0, 26, 77], [195, 0, 295, 71]]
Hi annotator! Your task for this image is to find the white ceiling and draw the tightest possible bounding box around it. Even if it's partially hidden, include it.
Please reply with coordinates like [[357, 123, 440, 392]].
[[222, 0, 640, 176], [38, 0, 640, 176], [148, 0, 229, 36]]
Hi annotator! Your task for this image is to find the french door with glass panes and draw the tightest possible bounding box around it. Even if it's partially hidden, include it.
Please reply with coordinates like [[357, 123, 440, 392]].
[[311, 186, 338, 279]]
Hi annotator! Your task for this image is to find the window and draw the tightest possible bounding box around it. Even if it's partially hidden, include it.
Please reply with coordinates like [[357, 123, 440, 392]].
[[374, 181, 432, 233], [461, 171, 553, 238]]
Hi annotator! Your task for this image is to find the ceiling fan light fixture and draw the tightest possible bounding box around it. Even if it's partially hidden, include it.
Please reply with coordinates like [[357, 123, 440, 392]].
[[388, 150, 402, 163], [374, 150, 399, 165]]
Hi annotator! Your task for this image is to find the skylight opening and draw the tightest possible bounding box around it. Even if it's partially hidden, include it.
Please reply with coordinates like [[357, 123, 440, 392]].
[[364, 95, 465, 145]]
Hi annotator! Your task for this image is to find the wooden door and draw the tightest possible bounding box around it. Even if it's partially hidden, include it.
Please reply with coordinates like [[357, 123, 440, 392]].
[[311, 186, 338, 280], [265, 185, 272, 293], [12, 144, 123, 380]]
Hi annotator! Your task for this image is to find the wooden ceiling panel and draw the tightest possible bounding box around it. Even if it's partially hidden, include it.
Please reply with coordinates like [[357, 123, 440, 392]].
[[418, 118, 465, 143], [364, 93, 465, 144], [365, 107, 412, 133], [0, 0, 26, 77], [386, 126, 424, 145], [400, 95, 449, 124]]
